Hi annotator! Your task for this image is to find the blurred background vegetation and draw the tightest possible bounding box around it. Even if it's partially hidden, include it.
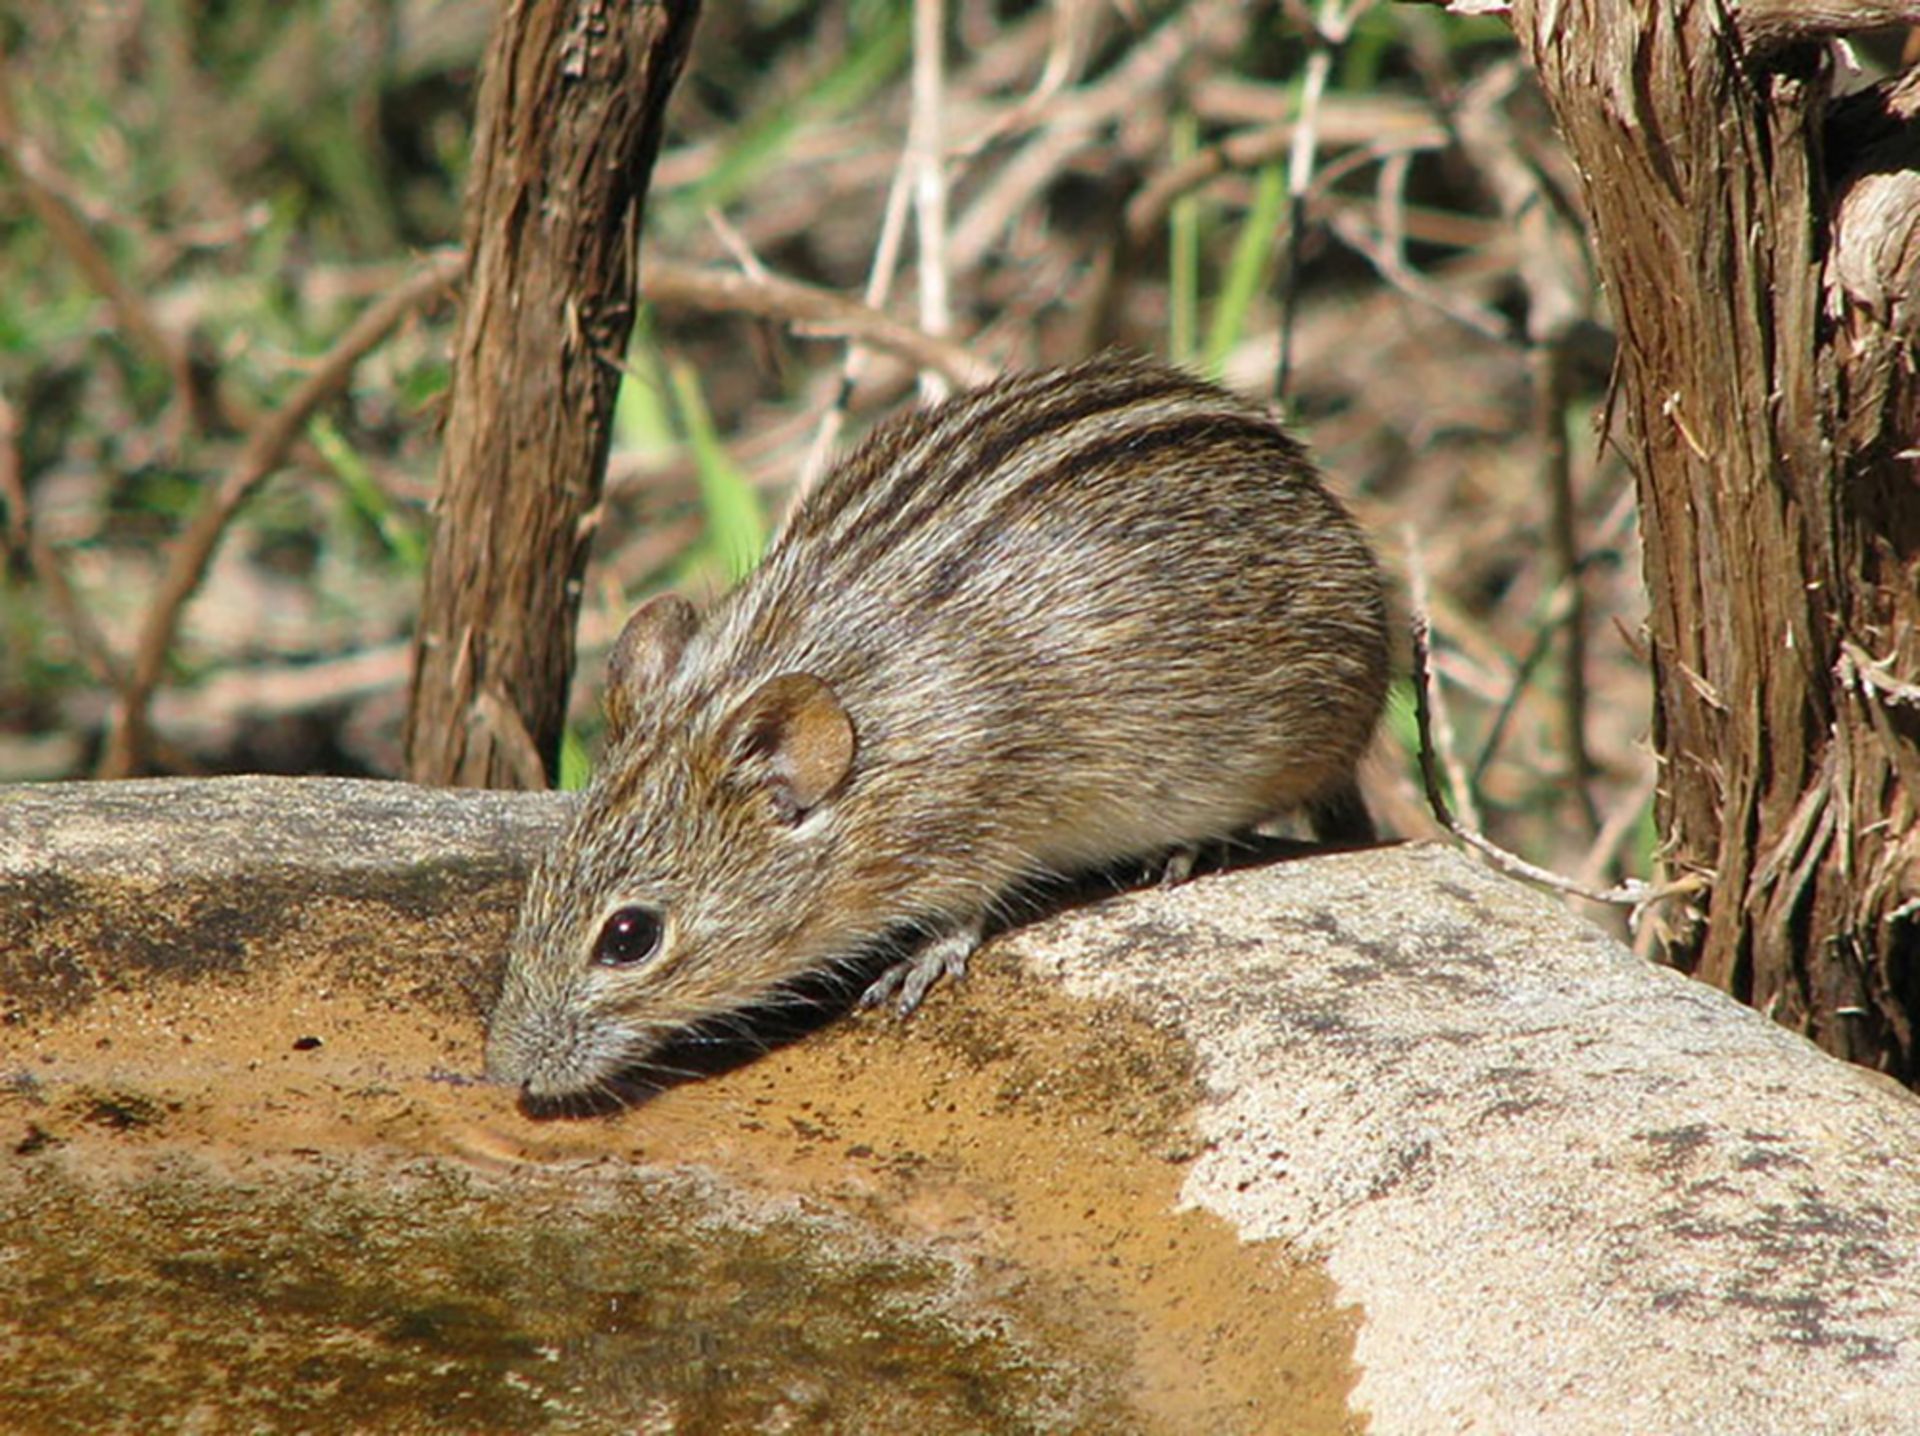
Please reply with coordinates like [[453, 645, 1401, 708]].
[[2, 0, 1674, 917]]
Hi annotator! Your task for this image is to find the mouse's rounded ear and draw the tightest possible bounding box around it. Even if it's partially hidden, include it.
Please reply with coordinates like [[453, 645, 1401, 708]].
[[606, 594, 700, 739], [724, 673, 855, 824]]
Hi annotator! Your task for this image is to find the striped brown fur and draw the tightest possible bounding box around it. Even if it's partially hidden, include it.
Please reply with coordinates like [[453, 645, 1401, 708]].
[[486, 353, 1390, 1102]]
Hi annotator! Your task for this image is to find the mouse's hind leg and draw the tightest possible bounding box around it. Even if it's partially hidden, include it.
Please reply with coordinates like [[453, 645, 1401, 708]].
[[1159, 843, 1200, 885], [1305, 777, 1376, 845]]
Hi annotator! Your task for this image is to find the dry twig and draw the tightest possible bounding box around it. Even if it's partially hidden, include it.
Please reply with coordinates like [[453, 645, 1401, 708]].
[[1411, 610, 1689, 923], [1124, 105, 1448, 244], [911, 0, 953, 403], [799, 101, 929, 493], [1276, 0, 1371, 397], [1325, 205, 1510, 339], [642, 260, 993, 389], [1403, 523, 1483, 831]]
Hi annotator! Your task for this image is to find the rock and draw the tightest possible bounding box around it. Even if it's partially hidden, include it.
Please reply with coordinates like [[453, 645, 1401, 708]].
[[1018, 845, 1920, 1435], [0, 776, 571, 1019], [3, 776, 1917, 1434]]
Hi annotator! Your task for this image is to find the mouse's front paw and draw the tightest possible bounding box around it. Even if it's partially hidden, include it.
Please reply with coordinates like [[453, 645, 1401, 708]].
[[858, 922, 984, 1016]]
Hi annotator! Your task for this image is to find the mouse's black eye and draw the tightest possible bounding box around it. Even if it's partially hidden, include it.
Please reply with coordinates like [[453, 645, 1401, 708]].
[[593, 906, 664, 967]]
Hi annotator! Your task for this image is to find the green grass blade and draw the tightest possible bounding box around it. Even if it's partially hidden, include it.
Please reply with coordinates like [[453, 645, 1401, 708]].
[[1202, 160, 1287, 379], [1384, 676, 1419, 761], [307, 413, 427, 571], [668, 360, 765, 584], [557, 725, 593, 791], [614, 333, 676, 459]]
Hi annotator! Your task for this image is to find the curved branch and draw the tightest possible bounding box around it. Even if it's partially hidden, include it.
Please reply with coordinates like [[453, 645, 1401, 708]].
[[1734, 0, 1920, 54], [640, 260, 998, 388], [1412, 0, 1920, 56]]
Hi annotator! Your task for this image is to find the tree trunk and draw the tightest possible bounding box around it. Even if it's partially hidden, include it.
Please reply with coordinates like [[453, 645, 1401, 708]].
[[1501, 3, 1920, 1078], [404, 0, 700, 789]]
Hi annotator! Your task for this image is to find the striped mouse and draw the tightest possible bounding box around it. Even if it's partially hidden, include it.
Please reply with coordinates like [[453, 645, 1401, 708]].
[[485, 354, 1390, 1104]]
